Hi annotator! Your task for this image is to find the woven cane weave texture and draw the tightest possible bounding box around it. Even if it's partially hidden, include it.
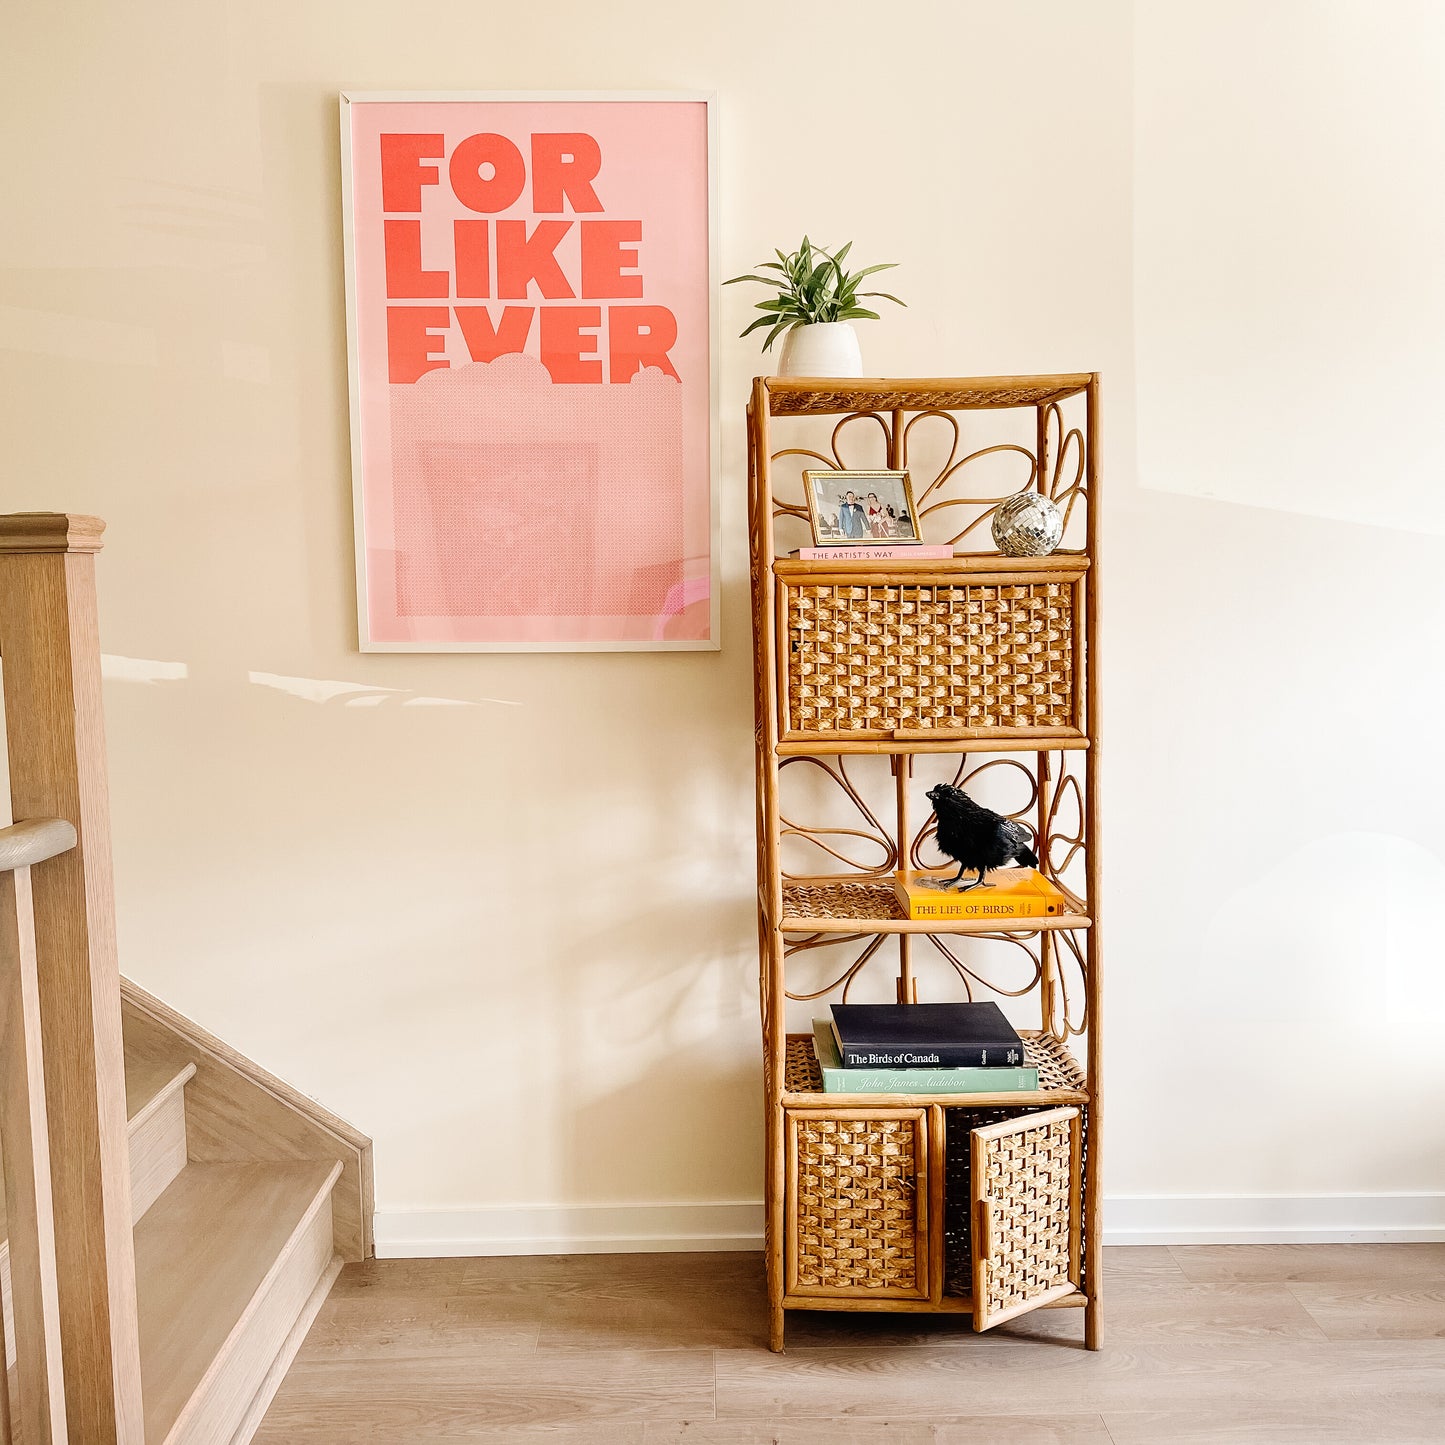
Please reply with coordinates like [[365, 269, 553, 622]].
[[791, 1115, 920, 1292], [784, 1037, 817, 1092], [781, 880, 905, 922], [942, 1107, 1086, 1299], [976, 1114, 1076, 1316], [785, 582, 1076, 735], [1032, 1040, 1085, 1092], [783, 1032, 1085, 1095]]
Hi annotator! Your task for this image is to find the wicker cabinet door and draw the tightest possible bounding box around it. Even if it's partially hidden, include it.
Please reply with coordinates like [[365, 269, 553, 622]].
[[786, 1109, 928, 1300], [970, 1106, 1082, 1330], [779, 572, 1085, 744]]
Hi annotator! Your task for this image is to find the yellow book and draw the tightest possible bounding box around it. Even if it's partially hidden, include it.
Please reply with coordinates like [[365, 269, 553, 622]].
[[893, 867, 1068, 921]]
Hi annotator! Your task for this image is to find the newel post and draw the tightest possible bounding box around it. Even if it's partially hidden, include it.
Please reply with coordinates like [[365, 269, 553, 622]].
[[0, 514, 145, 1442]]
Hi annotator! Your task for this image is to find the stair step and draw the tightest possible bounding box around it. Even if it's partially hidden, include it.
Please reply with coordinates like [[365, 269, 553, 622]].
[[2, 1055, 196, 1371], [128, 1059, 197, 1222], [1, 1055, 192, 1246], [127, 1058, 191, 1118], [136, 1159, 342, 1445]]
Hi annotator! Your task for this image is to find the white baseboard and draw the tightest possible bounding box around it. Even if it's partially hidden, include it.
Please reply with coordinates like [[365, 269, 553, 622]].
[[375, 1202, 766, 1257], [1104, 1193, 1445, 1245], [374, 1194, 1445, 1258]]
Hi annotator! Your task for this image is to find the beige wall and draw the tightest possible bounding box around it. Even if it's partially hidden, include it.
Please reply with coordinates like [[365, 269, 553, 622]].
[[3, 0, 1438, 1245], [1125, 0, 1445, 1215]]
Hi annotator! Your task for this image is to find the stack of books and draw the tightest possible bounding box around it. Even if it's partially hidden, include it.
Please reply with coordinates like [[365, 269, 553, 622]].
[[812, 1001, 1038, 1094]]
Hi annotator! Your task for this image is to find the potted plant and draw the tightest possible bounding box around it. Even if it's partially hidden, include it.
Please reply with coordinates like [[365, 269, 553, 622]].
[[725, 237, 904, 377]]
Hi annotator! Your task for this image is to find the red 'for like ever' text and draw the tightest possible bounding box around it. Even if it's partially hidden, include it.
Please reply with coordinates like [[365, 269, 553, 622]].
[[378, 131, 680, 385]]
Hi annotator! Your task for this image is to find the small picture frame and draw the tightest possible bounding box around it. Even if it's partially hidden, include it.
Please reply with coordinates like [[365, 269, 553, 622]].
[[803, 469, 921, 546]]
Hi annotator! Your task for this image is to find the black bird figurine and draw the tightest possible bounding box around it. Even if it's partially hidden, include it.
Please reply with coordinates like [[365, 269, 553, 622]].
[[925, 783, 1039, 891]]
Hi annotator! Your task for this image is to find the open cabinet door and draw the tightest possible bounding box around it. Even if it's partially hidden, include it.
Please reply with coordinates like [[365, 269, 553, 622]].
[[971, 1106, 1082, 1331]]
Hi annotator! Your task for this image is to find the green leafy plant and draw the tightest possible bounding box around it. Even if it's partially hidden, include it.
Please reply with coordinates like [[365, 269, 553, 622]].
[[725, 237, 905, 352]]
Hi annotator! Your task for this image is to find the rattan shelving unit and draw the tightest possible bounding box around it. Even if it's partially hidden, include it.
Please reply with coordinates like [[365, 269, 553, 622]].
[[748, 373, 1101, 1352]]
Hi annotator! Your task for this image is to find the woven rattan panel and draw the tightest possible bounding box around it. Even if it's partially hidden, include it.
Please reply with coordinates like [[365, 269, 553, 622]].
[[943, 1106, 1089, 1298], [944, 1108, 1090, 1299], [975, 1113, 1077, 1319], [790, 1114, 922, 1293], [783, 1032, 1085, 1095], [1027, 1036, 1086, 1092], [944, 1105, 1044, 1295], [785, 581, 1076, 736], [781, 880, 905, 922]]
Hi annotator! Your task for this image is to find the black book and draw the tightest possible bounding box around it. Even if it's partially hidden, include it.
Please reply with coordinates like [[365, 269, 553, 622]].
[[829, 1002, 1025, 1069]]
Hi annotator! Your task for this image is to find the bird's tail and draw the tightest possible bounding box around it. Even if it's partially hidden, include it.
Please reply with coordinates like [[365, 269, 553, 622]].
[[1017, 845, 1040, 868]]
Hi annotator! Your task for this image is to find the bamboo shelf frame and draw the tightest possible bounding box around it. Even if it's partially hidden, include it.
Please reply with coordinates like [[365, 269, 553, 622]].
[[748, 373, 1102, 1353]]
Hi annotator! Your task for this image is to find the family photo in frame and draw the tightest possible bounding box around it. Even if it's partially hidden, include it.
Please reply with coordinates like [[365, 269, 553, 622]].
[[803, 469, 921, 545]]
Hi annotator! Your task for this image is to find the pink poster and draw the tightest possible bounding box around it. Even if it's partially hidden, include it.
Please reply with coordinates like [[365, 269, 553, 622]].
[[341, 93, 717, 651]]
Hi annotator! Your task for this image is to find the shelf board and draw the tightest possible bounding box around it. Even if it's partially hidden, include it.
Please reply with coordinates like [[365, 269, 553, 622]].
[[778, 879, 1090, 935], [780, 1291, 1088, 1314], [760, 374, 1094, 416], [781, 1030, 1089, 1109], [775, 736, 1091, 758], [773, 551, 1090, 579]]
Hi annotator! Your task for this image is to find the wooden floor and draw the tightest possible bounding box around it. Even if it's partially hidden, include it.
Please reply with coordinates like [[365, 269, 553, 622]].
[[254, 1244, 1445, 1443]]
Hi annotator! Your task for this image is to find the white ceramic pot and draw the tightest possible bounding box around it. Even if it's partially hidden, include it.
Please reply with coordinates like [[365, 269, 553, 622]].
[[777, 321, 863, 378]]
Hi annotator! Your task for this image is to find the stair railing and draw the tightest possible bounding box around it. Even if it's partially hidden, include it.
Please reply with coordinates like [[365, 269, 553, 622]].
[[0, 514, 145, 1443]]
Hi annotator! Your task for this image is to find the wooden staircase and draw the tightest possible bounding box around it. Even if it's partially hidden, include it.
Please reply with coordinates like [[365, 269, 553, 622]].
[[0, 515, 371, 1443], [7, 1023, 354, 1442]]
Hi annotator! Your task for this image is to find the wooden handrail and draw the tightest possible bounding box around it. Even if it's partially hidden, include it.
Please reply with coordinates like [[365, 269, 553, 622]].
[[0, 820, 77, 873], [0, 512, 145, 1443]]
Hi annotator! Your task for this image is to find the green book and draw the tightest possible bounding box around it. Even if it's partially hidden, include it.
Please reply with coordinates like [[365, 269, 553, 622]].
[[811, 1019, 1038, 1094]]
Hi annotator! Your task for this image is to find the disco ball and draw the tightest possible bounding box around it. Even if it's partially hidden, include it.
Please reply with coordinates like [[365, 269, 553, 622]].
[[991, 490, 1064, 557]]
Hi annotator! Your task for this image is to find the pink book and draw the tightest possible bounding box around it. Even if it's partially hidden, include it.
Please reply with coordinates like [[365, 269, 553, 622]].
[[793, 544, 955, 562]]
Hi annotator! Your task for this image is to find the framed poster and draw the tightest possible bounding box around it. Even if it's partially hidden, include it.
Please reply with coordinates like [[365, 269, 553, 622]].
[[340, 91, 718, 651]]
